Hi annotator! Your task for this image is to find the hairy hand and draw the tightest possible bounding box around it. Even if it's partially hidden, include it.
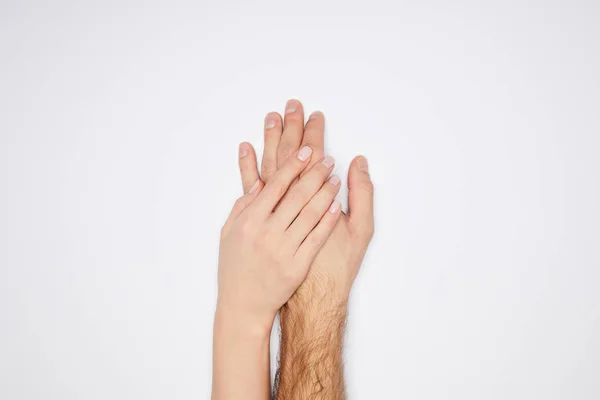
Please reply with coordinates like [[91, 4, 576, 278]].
[[218, 143, 342, 334]]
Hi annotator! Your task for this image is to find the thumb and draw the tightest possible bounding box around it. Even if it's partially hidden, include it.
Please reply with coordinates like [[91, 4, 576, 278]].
[[347, 155, 374, 240]]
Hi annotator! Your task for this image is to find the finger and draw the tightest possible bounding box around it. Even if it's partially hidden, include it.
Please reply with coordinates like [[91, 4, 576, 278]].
[[261, 112, 282, 183], [348, 156, 375, 241], [293, 199, 342, 266], [300, 111, 325, 177], [277, 99, 304, 167], [221, 180, 264, 236], [270, 155, 336, 231], [249, 145, 314, 217], [285, 174, 341, 249], [239, 142, 260, 194]]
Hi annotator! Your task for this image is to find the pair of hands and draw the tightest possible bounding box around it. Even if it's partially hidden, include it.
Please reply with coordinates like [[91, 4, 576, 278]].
[[217, 99, 374, 336]]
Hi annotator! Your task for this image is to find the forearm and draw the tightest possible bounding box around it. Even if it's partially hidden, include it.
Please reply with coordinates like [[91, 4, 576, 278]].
[[275, 292, 348, 400], [212, 305, 272, 400]]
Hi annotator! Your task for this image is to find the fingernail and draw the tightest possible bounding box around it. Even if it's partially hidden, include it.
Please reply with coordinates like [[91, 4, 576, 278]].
[[309, 111, 322, 120], [297, 146, 312, 161], [328, 175, 341, 186], [329, 200, 341, 213], [248, 180, 260, 194], [358, 156, 369, 173], [285, 100, 298, 114], [239, 143, 249, 158], [321, 156, 335, 168], [265, 114, 277, 129]]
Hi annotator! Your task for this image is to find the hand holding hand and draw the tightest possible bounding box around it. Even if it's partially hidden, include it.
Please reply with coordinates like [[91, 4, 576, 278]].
[[235, 100, 374, 399], [240, 100, 374, 309]]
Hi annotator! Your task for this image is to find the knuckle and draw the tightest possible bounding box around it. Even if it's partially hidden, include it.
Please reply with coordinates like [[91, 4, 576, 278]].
[[358, 222, 375, 241], [271, 180, 289, 200], [278, 143, 297, 159], [299, 172, 325, 192], [295, 182, 314, 198], [233, 196, 246, 209], [360, 180, 375, 194], [261, 160, 276, 176], [254, 230, 271, 249], [307, 233, 324, 249], [238, 218, 254, 237], [302, 206, 322, 224]]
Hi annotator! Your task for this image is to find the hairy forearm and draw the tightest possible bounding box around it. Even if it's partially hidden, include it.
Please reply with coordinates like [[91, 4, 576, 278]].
[[212, 306, 272, 400], [275, 292, 348, 400]]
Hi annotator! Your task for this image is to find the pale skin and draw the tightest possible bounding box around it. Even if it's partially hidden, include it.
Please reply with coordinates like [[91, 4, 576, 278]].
[[212, 99, 374, 400]]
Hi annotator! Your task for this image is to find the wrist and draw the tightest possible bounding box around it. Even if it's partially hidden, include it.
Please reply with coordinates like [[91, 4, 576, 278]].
[[286, 272, 350, 316], [280, 296, 347, 342], [214, 302, 275, 340]]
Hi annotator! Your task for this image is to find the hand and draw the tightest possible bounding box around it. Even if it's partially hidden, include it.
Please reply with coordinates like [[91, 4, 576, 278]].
[[218, 143, 343, 334], [238, 100, 374, 399], [240, 100, 374, 309]]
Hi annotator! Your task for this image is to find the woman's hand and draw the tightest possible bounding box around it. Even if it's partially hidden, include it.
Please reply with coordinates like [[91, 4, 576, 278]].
[[217, 144, 342, 334]]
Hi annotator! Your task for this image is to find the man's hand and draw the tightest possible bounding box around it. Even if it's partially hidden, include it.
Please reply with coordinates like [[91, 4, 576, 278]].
[[276, 154, 373, 399], [213, 143, 343, 400], [256, 100, 374, 304], [238, 99, 374, 399]]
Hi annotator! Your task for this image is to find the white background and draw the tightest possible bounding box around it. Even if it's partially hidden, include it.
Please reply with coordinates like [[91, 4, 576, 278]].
[[1, 1, 599, 399]]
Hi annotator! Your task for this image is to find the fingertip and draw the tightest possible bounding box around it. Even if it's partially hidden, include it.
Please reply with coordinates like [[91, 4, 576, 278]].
[[248, 179, 262, 195], [348, 154, 374, 222], [285, 99, 303, 115], [238, 142, 251, 159], [329, 199, 342, 214], [349, 156, 373, 191], [264, 112, 282, 130], [352, 155, 369, 174], [308, 110, 324, 121]]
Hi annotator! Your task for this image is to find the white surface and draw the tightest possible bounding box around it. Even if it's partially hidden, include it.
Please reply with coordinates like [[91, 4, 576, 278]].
[[1, 1, 599, 399]]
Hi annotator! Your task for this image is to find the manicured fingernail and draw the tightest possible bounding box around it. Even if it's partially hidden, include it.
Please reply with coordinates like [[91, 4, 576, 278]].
[[239, 143, 249, 158], [248, 180, 260, 194], [285, 100, 298, 114], [328, 175, 341, 186], [321, 156, 335, 168], [358, 156, 369, 173], [297, 146, 312, 161], [309, 111, 322, 120], [329, 200, 341, 213], [265, 114, 277, 129]]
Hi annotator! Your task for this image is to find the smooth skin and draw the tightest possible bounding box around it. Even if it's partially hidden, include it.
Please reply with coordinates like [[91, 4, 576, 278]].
[[238, 99, 375, 399], [213, 141, 343, 399]]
